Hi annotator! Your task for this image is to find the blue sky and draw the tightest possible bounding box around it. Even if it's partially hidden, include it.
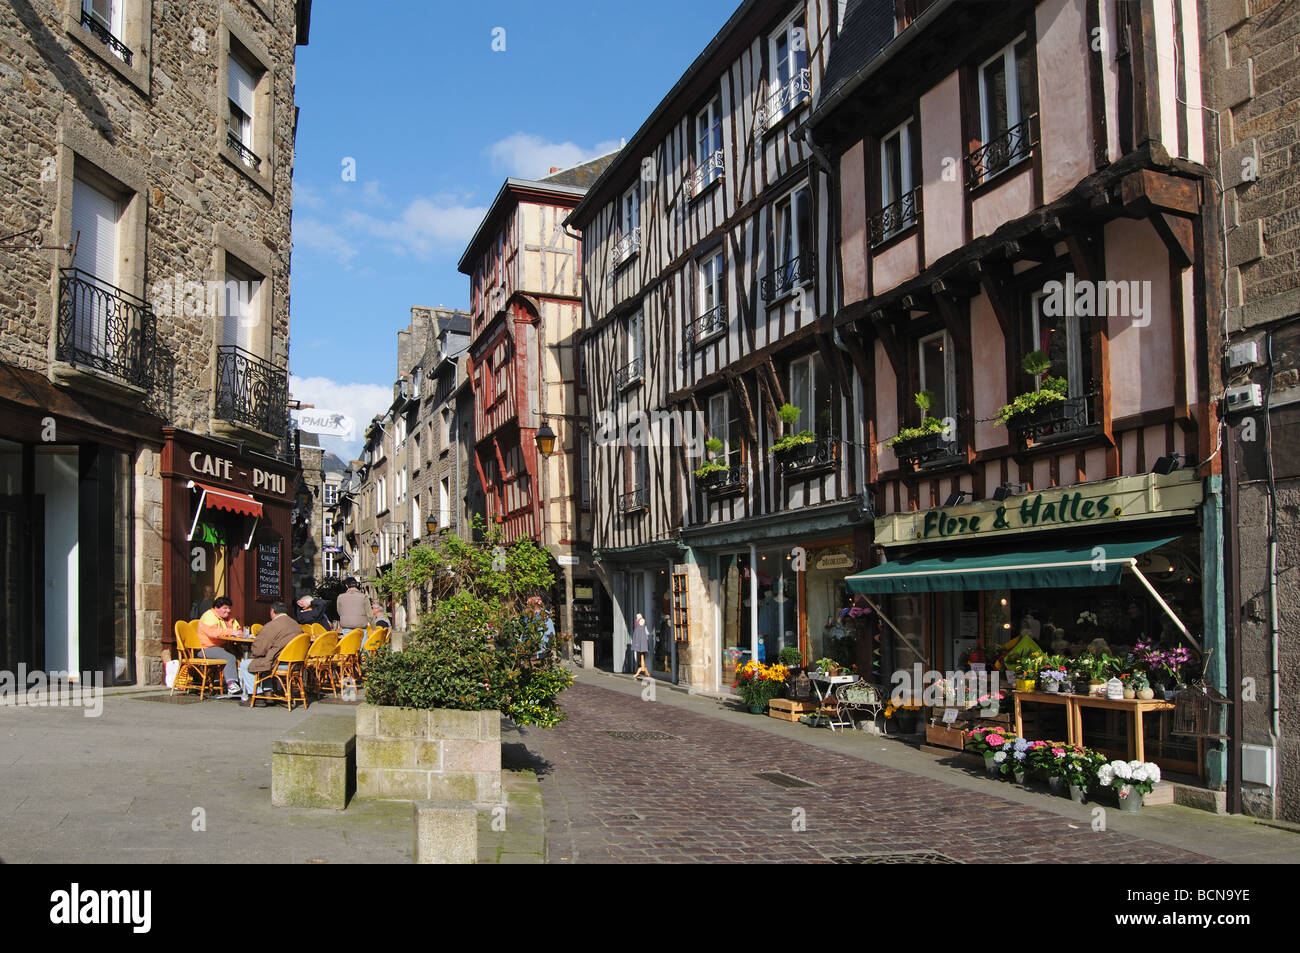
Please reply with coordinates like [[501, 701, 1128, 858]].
[[288, 0, 737, 458]]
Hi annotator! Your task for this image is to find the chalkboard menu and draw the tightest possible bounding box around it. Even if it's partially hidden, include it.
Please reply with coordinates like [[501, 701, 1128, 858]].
[[256, 541, 281, 600]]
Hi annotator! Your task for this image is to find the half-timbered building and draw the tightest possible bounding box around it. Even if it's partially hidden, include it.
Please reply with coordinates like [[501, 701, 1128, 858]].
[[812, 0, 1225, 785], [570, 0, 866, 690], [460, 156, 617, 653]]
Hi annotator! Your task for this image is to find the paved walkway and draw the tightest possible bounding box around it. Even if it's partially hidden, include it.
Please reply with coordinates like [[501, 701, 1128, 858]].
[[519, 670, 1300, 864]]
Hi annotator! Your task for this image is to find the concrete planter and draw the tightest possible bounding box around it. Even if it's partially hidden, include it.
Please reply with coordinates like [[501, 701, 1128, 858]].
[[355, 703, 502, 806]]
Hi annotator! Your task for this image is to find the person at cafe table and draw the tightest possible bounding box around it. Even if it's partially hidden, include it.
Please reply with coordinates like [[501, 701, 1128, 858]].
[[238, 601, 302, 701], [296, 593, 333, 628], [196, 596, 244, 697]]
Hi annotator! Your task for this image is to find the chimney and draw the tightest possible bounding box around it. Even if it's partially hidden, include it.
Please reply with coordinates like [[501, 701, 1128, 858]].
[[549, 167, 560, 173]]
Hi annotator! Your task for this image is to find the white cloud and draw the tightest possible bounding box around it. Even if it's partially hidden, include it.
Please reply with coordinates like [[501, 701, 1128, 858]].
[[289, 374, 393, 460], [293, 217, 360, 267], [487, 132, 622, 180]]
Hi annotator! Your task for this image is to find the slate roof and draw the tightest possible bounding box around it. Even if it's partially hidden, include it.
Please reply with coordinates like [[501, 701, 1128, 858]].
[[539, 150, 621, 188], [816, 0, 897, 108]]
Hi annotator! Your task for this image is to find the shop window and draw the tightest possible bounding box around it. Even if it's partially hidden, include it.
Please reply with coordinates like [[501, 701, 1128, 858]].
[[671, 571, 690, 643]]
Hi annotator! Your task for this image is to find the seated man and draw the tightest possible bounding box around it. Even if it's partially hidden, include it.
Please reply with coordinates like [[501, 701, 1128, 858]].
[[296, 593, 332, 628], [196, 596, 243, 697], [371, 602, 391, 630], [239, 601, 302, 700]]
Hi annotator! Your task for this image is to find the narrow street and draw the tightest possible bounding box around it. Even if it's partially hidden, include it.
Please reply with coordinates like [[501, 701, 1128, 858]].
[[521, 673, 1299, 864]]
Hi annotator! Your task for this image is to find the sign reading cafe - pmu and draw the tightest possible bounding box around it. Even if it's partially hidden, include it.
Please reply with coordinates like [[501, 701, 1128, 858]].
[[873, 471, 1203, 546]]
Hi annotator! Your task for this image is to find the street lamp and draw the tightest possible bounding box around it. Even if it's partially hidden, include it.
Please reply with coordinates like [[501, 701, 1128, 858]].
[[426, 517, 438, 536], [534, 419, 573, 659]]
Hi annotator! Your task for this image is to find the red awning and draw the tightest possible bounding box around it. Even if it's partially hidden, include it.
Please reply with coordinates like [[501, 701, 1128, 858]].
[[190, 481, 263, 518]]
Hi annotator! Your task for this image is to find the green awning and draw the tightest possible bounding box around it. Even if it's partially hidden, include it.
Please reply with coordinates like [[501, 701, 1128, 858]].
[[845, 534, 1180, 595]]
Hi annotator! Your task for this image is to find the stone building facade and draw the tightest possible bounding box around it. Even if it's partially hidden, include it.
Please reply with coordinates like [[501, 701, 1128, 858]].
[[1201, 0, 1300, 821], [0, 0, 311, 684]]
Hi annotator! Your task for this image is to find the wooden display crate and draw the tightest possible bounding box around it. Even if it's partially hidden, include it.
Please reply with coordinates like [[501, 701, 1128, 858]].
[[925, 723, 969, 750], [769, 698, 817, 722]]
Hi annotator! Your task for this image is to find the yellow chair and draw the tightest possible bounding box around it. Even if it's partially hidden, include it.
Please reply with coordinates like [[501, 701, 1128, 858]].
[[332, 629, 365, 686], [304, 632, 339, 696], [361, 627, 386, 656], [172, 620, 226, 699], [309, 622, 328, 638], [250, 623, 263, 637], [249, 633, 311, 710]]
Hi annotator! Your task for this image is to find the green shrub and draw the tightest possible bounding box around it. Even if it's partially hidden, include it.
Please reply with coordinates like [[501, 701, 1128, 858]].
[[778, 646, 803, 667]]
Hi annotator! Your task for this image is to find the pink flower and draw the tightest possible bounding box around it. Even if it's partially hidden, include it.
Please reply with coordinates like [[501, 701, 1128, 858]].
[[986, 733, 1006, 746], [1051, 747, 1066, 756]]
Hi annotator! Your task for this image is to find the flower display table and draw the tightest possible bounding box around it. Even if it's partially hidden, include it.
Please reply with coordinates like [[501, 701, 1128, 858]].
[[1013, 690, 1177, 766], [807, 672, 858, 732]]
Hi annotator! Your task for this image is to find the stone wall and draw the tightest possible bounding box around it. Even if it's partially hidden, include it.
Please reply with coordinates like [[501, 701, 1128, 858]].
[[355, 703, 502, 807]]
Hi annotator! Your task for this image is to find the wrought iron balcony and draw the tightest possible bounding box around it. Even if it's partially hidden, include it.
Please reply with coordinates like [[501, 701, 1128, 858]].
[[226, 131, 262, 171], [619, 486, 648, 514], [685, 150, 725, 199], [56, 268, 156, 389], [778, 436, 839, 475], [615, 356, 644, 390], [80, 9, 132, 65], [610, 227, 641, 269], [700, 464, 746, 496], [966, 114, 1037, 188], [869, 186, 922, 245], [760, 251, 816, 302], [889, 423, 961, 469], [215, 345, 288, 440], [686, 304, 727, 348], [1006, 392, 1095, 443], [755, 68, 811, 134]]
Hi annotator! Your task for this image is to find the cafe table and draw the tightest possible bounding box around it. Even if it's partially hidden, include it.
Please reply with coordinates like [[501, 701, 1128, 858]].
[[1013, 690, 1176, 763]]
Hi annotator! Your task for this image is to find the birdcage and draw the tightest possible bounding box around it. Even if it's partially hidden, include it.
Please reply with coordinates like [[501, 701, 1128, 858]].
[[1172, 682, 1230, 739], [790, 671, 813, 701]]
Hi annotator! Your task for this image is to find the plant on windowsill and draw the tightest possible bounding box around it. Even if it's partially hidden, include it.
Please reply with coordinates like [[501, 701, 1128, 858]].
[[693, 437, 730, 485], [994, 350, 1068, 430], [771, 403, 815, 456]]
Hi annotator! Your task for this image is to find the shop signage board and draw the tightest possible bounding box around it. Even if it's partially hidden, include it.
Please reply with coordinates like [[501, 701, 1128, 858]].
[[557, 555, 579, 566], [873, 471, 1202, 547], [164, 430, 297, 504], [256, 541, 281, 599], [815, 552, 853, 570]]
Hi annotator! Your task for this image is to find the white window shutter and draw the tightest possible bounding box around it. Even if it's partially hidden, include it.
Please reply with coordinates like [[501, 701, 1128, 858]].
[[228, 57, 256, 118], [71, 177, 119, 286]]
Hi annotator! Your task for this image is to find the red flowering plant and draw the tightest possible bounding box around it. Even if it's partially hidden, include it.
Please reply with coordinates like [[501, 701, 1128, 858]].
[[732, 660, 790, 708], [965, 726, 1009, 756]]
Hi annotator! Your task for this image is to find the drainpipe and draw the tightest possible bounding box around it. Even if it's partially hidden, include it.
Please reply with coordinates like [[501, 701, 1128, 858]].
[[749, 542, 759, 664], [1265, 330, 1280, 813], [1224, 416, 1242, 815]]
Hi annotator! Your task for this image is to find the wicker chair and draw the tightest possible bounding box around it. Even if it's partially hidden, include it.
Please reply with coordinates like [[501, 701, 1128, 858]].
[[249, 633, 311, 710], [172, 620, 227, 699]]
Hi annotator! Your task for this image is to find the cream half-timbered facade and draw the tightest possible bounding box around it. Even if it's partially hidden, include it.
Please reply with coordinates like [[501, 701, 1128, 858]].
[[573, 0, 865, 689]]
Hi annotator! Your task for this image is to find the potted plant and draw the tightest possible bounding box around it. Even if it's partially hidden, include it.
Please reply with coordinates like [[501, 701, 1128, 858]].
[[1096, 759, 1161, 812], [885, 390, 954, 465], [1030, 742, 1072, 795], [1132, 640, 1192, 698], [771, 403, 815, 458], [1058, 745, 1105, 803], [994, 350, 1071, 434], [693, 437, 730, 487], [966, 726, 1009, 776], [1070, 651, 1110, 696], [813, 657, 843, 677], [1132, 672, 1154, 700], [732, 659, 790, 713], [777, 646, 803, 671], [1038, 666, 1069, 694]]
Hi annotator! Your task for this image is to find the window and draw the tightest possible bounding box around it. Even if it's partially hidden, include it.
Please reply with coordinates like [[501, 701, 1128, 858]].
[[768, 10, 810, 123], [622, 184, 640, 238], [917, 331, 955, 424], [323, 549, 340, 580], [81, 0, 127, 60], [699, 251, 724, 317], [972, 36, 1035, 182], [618, 310, 643, 387], [1030, 288, 1089, 399], [441, 409, 452, 446], [220, 260, 262, 354], [876, 118, 919, 241], [439, 478, 451, 527], [412, 495, 421, 538], [789, 354, 832, 441], [765, 184, 813, 300], [579, 434, 590, 509], [695, 97, 723, 188], [377, 475, 387, 513], [708, 392, 741, 469], [227, 52, 258, 162], [323, 483, 338, 506], [69, 174, 122, 362]]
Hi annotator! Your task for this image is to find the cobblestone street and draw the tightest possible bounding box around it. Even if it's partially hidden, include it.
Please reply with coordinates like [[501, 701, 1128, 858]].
[[522, 674, 1300, 864]]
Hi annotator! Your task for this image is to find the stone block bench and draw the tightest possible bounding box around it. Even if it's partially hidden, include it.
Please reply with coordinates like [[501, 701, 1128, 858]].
[[413, 800, 478, 864], [272, 714, 357, 810]]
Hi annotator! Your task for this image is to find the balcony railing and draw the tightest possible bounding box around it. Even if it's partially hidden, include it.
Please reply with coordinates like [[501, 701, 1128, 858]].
[[760, 251, 816, 302], [1006, 392, 1096, 443], [615, 356, 644, 390], [755, 68, 811, 134], [778, 436, 839, 475], [700, 464, 746, 496], [226, 131, 262, 171], [890, 425, 961, 469], [215, 344, 288, 440], [686, 304, 727, 348], [619, 486, 648, 514], [56, 268, 156, 389], [80, 9, 132, 65], [869, 186, 922, 245], [685, 150, 725, 200], [610, 227, 641, 269], [966, 114, 1037, 188]]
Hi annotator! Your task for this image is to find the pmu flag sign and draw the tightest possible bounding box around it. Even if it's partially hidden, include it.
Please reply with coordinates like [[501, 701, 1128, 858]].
[[293, 410, 355, 438]]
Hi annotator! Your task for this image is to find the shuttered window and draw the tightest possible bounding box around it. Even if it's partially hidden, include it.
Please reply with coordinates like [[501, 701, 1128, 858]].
[[70, 175, 122, 358], [228, 56, 256, 148]]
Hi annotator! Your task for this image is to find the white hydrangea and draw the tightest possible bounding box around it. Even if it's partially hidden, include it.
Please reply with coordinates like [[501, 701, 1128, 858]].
[[1110, 759, 1133, 780], [994, 751, 1007, 763], [1130, 763, 1149, 783], [1097, 764, 1115, 786], [1147, 762, 1161, 783]]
